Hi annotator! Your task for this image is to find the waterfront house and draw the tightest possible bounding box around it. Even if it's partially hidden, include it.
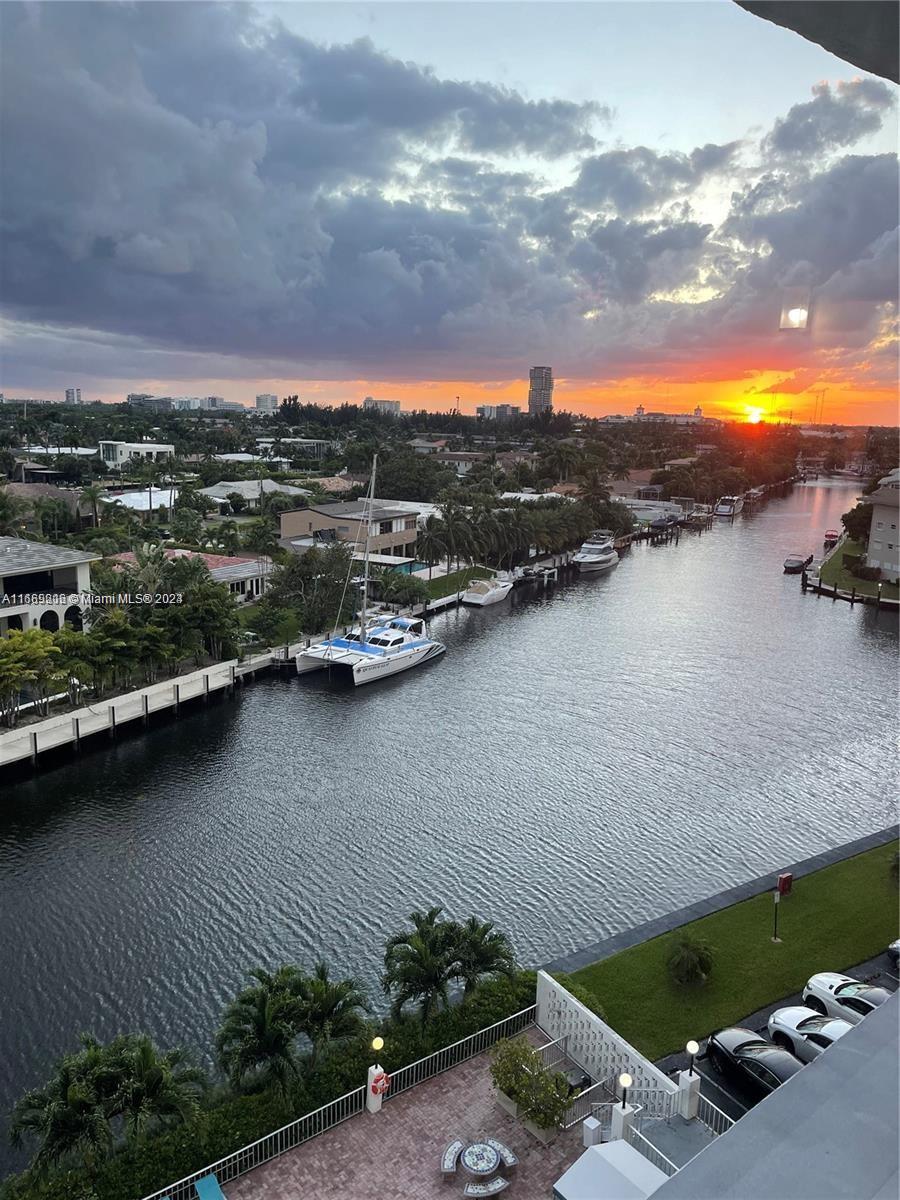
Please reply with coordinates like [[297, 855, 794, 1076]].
[[279, 500, 420, 558], [111, 549, 272, 602], [866, 481, 900, 583], [198, 479, 311, 512], [0, 536, 98, 633], [98, 440, 175, 468]]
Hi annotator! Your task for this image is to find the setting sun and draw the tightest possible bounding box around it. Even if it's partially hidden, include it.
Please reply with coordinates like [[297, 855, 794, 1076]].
[[745, 407, 763, 424]]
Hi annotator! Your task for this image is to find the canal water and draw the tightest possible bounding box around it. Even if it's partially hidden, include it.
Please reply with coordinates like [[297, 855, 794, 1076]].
[[0, 481, 896, 1172]]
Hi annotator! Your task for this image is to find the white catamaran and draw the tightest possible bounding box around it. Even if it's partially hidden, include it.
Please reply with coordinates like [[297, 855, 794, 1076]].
[[295, 457, 446, 685]]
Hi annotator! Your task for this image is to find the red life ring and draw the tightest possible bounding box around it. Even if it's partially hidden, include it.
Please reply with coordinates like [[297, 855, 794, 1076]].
[[371, 1071, 391, 1096]]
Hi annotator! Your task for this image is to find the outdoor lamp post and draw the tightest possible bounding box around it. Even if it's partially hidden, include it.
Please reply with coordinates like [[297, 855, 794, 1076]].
[[619, 1072, 632, 1110], [371, 1036, 384, 1054], [686, 1040, 699, 1077]]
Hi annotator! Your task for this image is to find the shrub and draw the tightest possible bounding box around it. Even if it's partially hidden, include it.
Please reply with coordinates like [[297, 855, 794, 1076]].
[[1, 971, 538, 1200], [851, 564, 881, 582], [667, 935, 714, 986], [489, 1037, 569, 1130]]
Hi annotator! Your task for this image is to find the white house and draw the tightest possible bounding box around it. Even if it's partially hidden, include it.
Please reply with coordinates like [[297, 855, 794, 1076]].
[[112, 549, 272, 603], [0, 536, 98, 634], [198, 478, 311, 512], [99, 440, 175, 468], [866, 477, 899, 583]]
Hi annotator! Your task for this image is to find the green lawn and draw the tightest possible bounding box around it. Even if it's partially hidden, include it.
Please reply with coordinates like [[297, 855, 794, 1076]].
[[236, 601, 300, 643], [426, 565, 489, 599], [819, 538, 899, 601], [567, 842, 898, 1061]]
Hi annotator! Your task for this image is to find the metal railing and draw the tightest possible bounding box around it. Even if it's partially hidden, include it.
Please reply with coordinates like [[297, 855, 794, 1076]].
[[625, 1124, 679, 1177], [385, 1004, 537, 1099], [141, 1085, 365, 1200], [562, 1076, 616, 1128], [534, 1032, 569, 1071], [629, 1085, 680, 1122], [697, 1093, 735, 1137], [143, 1005, 536, 1200]]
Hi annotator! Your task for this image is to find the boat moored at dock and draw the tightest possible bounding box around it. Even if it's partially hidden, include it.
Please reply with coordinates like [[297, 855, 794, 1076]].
[[783, 552, 814, 573], [296, 614, 445, 684], [461, 576, 514, 606], [715, 495, 745, 517], [573, 530, 619, 574]]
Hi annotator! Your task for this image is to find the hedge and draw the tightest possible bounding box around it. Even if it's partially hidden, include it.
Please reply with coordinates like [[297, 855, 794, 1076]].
[[0, 971, 537, 1200]]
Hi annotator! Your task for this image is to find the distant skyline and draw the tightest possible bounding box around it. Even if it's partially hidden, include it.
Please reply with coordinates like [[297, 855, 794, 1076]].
[[1, 1, 897, 424]]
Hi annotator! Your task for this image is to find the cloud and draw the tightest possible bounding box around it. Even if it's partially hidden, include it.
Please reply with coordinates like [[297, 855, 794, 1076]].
[[0, 6, 895, 404], [763, 78, 895, 157], [569, 142, 741, 215]]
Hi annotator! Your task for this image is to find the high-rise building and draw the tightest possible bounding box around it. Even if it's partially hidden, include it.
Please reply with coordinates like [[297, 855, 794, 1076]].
[[256, 393, 279, 413], [65, 387, 82, 405], [362, 396, 401, 416], [476, 404, 521, 421], [528, 367, 553, 416]]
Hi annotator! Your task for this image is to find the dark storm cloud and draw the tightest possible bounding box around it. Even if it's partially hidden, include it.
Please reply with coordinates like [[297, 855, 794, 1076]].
[[568, 142, 741, 215], [0, 1, 896, 392], [568, 217, 713, 303], [763, 78, 895, 157]]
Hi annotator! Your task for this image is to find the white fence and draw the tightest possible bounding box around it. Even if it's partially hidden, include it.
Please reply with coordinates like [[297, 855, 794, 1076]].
[[141, 1086, 365, 1200], [385, 1005, 537, 1099], [625, 1124, 679, 1178], [535, 971, 678, 1099], [697, 1092, 735, 1137], [142, 1005, 536, 1200]]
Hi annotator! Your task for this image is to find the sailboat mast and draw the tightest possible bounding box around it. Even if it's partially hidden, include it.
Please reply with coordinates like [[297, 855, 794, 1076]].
[[360, 454, 377, 645]]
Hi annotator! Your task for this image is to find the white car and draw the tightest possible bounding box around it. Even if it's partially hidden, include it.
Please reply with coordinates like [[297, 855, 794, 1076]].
[[767, 1006, 852, 1062], [801, 973, 891, 1025]]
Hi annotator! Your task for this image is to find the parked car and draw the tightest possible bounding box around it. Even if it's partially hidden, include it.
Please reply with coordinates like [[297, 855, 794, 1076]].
[[706, 1028, 804, 1096], [767, 1007, 852, 1062], [801, 974, 891, 1025], [888, 940, 899, 968]]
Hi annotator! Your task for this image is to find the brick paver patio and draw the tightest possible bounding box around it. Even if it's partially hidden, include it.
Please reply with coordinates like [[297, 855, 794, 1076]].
[[227, 1031, 586, 1200]]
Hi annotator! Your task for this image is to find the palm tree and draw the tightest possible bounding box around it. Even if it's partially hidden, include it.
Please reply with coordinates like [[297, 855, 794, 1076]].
[[79, 484, 105, 528], [0, 487, 29, 536], [298, 962, 370, 1067], [575, 468, 611, 518], [9, 1050, 112, 1175], [453, 917, 516, 995], [383, 907, 458, 1024], [215, 966, 304, 1094], [416, 515, 449, 579], [109, 1035, 205, 1142]]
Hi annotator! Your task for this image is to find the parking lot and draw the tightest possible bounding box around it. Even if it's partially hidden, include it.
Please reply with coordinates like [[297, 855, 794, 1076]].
[[661, 950, 899, 1120]]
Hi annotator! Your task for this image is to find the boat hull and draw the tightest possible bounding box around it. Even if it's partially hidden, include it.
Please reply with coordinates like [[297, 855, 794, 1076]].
[[296, 640, 446, 685], [461, 582, 514, 606], [574, 554, 619, 574]]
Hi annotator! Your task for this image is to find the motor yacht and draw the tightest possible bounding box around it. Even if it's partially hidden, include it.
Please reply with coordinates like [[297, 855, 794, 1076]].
[[461, 576, 514, 606], [714, 495, 745, 517], [573, 530, 619, 574]]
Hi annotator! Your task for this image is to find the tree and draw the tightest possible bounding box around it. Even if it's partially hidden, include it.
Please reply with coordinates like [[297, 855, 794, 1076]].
[[667, 935, 714, 986], [9, 1049, 112, 1175], [242, 517, 278, 557], [0, 628, 59, 726], [0, 486, 29, 535], [416, 515, 449, 579], [79, 484, 105, 528], [453, 916, 516, 995], [171, 508, 202, 545], [298, 962, 370, 1067], [226, 491, 247, 515], [215, 966, 305, 1095], [105, 1034, 204, 1143], [382, 906, 459, 1023], [842, 502, 873, 543]]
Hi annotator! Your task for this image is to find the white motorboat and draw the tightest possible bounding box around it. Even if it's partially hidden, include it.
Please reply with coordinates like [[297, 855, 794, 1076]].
[[461, 576, 514, 606], [296, 456, 446, 686], [714, 495, 745, 517], [573, 529, 619, 574]]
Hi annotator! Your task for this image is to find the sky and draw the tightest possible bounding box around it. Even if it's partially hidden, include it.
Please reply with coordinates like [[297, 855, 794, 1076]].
[[0, 0, 897, 424]]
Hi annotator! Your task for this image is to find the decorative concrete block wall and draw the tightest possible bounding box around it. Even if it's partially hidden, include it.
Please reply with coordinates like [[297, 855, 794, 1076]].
[[536, 970, 676, 1098]]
